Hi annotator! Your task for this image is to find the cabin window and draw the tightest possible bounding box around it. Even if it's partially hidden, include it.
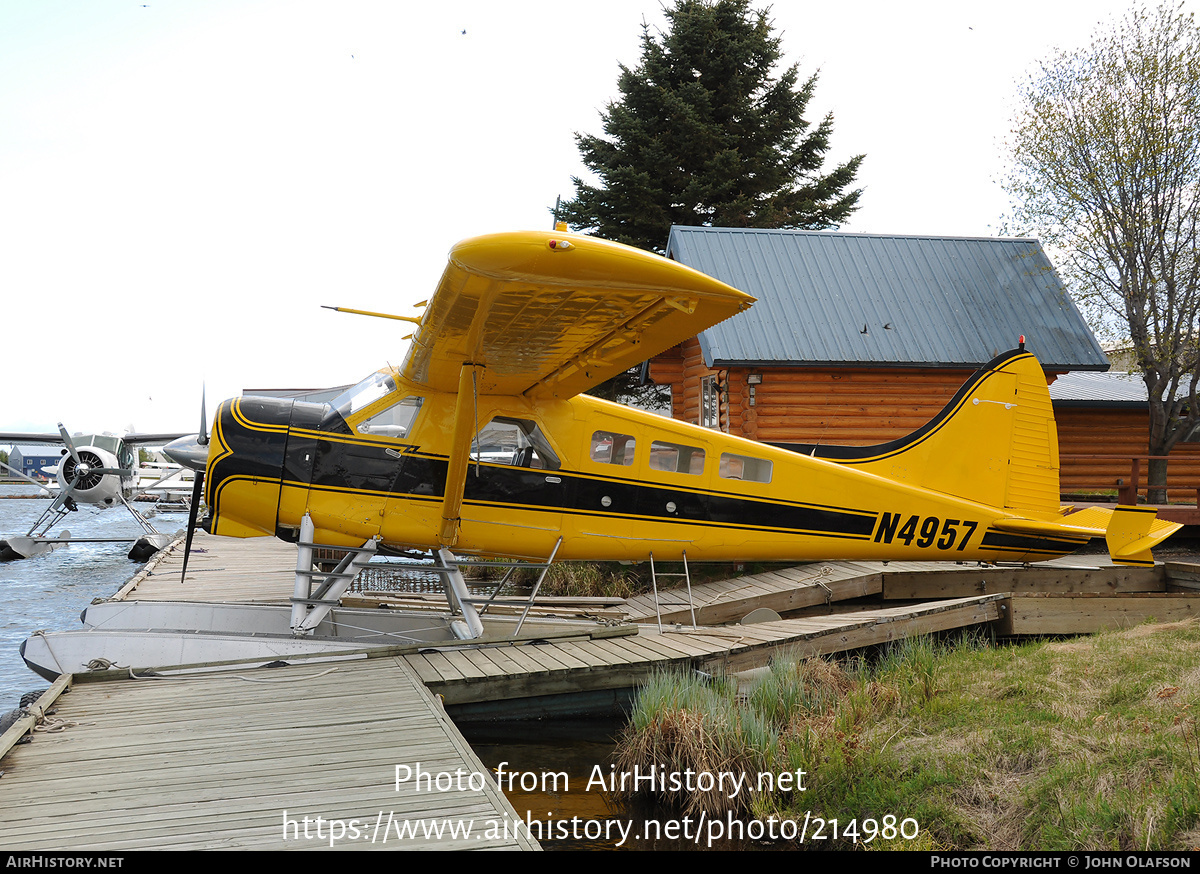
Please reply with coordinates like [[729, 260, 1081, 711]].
[[356, 395, 423, 438], [718, 452, 772, 483], [700, 375, 720, 429], [332, 370, 397, 419], [649, 440, 705, 475], [590, 430, 636, 466], [471, 417, 561, 470]]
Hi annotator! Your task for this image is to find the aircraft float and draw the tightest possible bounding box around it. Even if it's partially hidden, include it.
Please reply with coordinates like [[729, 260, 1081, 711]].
[[18, 228, 1181, 680]]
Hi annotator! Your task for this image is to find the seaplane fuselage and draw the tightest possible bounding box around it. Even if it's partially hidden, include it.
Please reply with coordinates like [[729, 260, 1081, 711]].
[[198, 352, 1097, 565]]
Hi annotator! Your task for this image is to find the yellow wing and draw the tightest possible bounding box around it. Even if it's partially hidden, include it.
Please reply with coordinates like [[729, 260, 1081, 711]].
[[400, 230, 755, 398]]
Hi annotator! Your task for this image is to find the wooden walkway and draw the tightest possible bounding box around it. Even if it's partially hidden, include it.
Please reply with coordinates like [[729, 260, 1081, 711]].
[[0, 655, 538, 850], [116, 534, 1014, 717], [409, 593, 1003, 715], [625, 559, 901, 625], [117, 533, 301, 602]]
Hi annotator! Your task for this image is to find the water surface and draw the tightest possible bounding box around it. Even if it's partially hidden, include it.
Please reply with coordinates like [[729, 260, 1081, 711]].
[[0, 483, 187, 712]]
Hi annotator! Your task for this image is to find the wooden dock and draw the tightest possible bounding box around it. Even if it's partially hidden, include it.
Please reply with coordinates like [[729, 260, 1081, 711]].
[[3, 531, 1200, 849], [0, 654, 538, 850]]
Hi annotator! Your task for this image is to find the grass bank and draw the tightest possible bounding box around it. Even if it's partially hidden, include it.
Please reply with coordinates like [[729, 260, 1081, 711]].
[[507, 560, 792, 600], [613, 622, 1200, 850]]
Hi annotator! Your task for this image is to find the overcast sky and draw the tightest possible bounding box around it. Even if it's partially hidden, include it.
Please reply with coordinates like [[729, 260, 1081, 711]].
[[0, 0, 1178, 440]]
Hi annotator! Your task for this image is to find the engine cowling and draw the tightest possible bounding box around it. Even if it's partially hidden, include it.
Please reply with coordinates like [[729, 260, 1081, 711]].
[[56, 445, 126, 506]]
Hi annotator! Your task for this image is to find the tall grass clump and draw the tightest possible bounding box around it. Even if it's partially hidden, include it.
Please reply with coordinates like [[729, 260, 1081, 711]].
[[612, 670, 773, 817], [613, 653, 885, 821], [509, 561, 641, 598]]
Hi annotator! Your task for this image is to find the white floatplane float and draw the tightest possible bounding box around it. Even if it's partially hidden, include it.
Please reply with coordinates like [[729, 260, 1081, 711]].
[[20, 517, 589, 682]]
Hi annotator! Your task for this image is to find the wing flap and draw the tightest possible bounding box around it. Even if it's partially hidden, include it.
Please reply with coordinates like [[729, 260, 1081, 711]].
[[401, 231, 754, 398]]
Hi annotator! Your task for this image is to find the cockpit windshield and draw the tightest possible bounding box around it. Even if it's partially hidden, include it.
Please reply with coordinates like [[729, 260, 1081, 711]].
[[330, 370, 397, 420]]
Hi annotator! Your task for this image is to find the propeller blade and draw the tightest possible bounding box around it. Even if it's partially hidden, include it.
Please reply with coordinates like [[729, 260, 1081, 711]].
[[57, 423, 81, 465], [93, 467, 134, 477], [199, 385, 208, 446], [180, 471, 204, 583]]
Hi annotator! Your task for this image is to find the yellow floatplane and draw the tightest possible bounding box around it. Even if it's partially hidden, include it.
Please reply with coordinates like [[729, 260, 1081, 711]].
[[181, 228, 1178, 569], [19, 229, 1180, 679]]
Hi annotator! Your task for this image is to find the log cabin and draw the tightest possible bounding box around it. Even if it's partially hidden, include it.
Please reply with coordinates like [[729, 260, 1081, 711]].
[[646, 226, 1196, 505], [1051, 372, 1200, 504]]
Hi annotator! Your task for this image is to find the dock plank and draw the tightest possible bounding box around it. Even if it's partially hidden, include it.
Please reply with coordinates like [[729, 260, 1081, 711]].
[[0, 656, 537, 850]]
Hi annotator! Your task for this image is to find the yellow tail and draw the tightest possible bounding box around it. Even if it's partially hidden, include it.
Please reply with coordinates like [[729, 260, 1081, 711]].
[[780, 348, 1183, 565], [1059, 505, 1180, 567], [789, 348, 1061, 519]]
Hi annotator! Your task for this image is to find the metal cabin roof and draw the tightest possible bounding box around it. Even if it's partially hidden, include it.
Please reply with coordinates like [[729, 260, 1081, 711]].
[[8, 444, 64, 455], [1048, 371, 1197, 407], [665, 226, 1109, 371]]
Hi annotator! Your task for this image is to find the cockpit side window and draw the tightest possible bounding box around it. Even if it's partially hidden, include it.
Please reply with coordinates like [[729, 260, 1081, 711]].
[[719, 452, 772, 483], [331, 371, 397, 420], [356, 395, 423, 439], [471, 417, 561, 470]]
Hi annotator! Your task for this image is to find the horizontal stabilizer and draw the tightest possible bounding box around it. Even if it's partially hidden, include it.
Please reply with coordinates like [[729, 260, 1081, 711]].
[[1105, 505, 1181, 568], [991, 517, 1103, 539], [994, 506, 1180, 567]]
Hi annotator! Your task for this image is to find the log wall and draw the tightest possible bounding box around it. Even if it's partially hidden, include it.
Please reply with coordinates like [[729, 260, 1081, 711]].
[[1056, 407, 1200, 503]]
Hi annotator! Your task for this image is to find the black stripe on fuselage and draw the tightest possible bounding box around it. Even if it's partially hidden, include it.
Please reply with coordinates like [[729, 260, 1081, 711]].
[[980, 528, 1089, 555], [460, 465, 878, 540], [213, 413, 880, 541]]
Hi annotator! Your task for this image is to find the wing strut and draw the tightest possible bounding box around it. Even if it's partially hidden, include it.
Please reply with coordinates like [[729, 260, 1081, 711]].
[[439, 363, 485, 547]]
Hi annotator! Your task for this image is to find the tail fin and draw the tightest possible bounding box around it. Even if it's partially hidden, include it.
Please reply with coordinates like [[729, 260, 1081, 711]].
[[778, 348, 1182, 565], [784, 348, 1061, 519]]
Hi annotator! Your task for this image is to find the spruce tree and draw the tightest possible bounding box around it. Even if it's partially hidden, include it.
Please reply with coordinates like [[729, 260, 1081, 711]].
[[559, 0, 864, 254]]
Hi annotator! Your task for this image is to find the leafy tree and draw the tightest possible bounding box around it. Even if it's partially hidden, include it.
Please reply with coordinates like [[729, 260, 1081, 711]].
[[559, 0, 864, 254], [1005, 2, 1200, 503]]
